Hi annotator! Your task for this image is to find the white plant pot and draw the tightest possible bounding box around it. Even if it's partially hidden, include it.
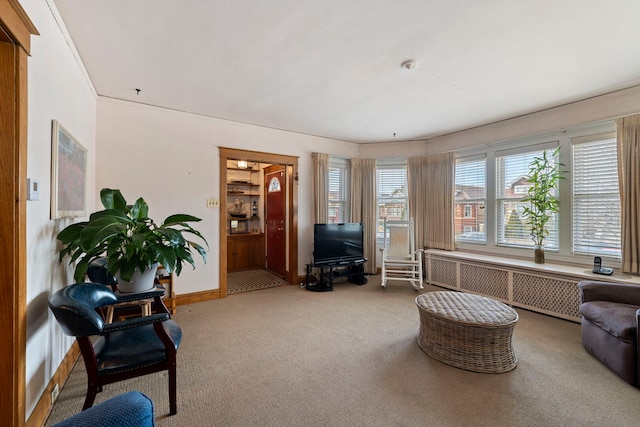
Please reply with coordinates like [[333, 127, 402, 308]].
[[117, 263, 159, 293]]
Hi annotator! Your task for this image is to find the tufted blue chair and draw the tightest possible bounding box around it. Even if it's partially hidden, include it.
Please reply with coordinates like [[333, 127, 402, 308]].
[[52, 391, 155, 427], [49, 283, 182, 415]]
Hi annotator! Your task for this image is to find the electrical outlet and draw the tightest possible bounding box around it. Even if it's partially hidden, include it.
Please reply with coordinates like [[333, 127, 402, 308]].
[[207, 198, 219, 208], [51, 383, 59, 402]]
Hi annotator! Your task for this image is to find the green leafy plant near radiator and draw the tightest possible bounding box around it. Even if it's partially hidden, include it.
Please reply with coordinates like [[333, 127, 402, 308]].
[[521, 147, 566, 263]]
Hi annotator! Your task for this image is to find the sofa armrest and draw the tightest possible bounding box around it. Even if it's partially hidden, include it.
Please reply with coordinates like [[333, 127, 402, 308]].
[[579, 280, 640, 306]]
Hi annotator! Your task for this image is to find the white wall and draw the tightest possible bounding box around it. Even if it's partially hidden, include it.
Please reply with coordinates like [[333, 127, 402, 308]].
[[422, 85, 640, 154], [96, 98, 360, 294], [21, 0, 98, 419], [362, 85, 640, 160]]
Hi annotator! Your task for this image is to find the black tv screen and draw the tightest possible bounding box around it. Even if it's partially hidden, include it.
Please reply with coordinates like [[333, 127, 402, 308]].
[[313, 223, 364, 264]]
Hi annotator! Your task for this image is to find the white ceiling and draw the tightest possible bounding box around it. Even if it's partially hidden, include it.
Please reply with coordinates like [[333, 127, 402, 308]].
[[53, 0, 640, 144]]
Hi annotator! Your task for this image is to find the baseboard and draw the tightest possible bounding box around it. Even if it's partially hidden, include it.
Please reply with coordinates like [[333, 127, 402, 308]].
[[175, 289, 221, 306], [26, 342, 80, 427]]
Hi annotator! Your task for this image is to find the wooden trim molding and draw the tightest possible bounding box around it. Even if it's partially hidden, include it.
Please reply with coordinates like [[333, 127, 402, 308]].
[[0, 1, 37, 426], [175, 289, 222, 306], [0, 0, 38, 54]]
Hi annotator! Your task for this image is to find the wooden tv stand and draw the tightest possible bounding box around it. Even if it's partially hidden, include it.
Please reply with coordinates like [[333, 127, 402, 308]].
[[305, 258, 367, 292]]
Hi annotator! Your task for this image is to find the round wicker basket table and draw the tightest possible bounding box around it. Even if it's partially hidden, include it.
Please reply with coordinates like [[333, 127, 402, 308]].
[[415, 291, 518, 373]]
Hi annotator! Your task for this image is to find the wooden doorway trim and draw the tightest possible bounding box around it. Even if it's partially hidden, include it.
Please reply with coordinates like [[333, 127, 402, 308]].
[[219, 147, 298, 297], [0, 1, 38, 426]]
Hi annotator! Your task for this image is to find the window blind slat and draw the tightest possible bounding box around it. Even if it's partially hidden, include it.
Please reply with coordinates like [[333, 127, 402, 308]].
[[572, 138, 621, 256], [455, 157, 486, 242]]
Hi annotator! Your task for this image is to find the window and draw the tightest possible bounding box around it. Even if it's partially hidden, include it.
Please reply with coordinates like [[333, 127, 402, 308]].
[[455, 156, 486, 242], [451, 121, 620, 263], [328, 157, 349, 224], [377, 161, 407, 237], [496, 145, 558, 249], [572, 134, 621, 257]]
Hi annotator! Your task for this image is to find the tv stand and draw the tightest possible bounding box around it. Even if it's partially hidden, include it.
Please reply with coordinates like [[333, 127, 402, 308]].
[[305, 258, 367, 292]]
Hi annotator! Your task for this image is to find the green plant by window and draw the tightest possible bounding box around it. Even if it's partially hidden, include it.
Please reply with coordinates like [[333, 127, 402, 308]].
[[521, 147, 566, 247]]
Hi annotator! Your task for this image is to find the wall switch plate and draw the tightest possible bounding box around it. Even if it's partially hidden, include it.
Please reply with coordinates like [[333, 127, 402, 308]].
[[207, 198, 219, 208], [27, 178, 39, 201]]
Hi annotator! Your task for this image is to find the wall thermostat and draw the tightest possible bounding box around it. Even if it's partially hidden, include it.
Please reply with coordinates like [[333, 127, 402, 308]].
[[27, 178, 39, 201]]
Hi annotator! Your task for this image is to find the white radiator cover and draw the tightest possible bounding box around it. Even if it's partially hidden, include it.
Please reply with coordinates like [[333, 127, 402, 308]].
[[425, 250, 640, 323]]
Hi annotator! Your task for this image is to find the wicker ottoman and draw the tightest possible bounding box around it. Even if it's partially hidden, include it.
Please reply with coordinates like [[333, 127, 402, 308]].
[[415, 291, 518, 373]]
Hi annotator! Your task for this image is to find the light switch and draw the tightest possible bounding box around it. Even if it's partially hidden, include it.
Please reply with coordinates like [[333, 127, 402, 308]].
[[207, 198, 219, 208], [27, 178, 39, 201]]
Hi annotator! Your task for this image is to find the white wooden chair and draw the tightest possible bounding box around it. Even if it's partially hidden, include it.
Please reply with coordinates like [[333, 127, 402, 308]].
[[380, 217, 423, 290]]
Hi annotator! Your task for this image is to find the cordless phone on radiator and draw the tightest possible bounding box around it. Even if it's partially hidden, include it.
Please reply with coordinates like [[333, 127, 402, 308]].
[[592, 256, 614, 275]]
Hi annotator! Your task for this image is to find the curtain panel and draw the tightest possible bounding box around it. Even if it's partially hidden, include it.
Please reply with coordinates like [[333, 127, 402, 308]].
[[312, 152, 329, 224], [408, 153, 455, 251], [616, 114, 640, 273], [351, 158, 377, 274]]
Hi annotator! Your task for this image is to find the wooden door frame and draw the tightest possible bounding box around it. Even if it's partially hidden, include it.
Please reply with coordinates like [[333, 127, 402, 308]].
[[0, 1, 37, 426], [219, 148, 298, 296]]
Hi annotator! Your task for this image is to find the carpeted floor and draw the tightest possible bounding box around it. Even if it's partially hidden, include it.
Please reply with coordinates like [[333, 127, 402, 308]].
[[227, 269, 288, 294], [45, 276, 640, 427]]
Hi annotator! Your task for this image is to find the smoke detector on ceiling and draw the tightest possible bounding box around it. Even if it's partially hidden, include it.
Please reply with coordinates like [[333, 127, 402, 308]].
[[401, 60, 416, 70]]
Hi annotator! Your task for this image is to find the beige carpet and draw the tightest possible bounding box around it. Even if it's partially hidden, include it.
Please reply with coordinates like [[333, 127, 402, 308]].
[[45, 276, 640, 427]]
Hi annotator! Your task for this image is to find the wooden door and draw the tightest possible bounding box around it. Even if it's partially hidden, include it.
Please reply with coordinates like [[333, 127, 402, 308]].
[[264, 165, 286, 276]]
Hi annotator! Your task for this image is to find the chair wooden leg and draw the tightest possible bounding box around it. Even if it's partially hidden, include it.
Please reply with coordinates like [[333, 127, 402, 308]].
[[169, 363, 177, 415], [82, 383, 98, 410]]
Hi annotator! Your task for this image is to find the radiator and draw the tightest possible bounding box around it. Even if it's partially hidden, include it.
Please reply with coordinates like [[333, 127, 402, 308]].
[[426, 251, 582, 322]]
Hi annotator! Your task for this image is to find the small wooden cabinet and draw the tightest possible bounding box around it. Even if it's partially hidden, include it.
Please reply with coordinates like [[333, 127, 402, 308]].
[[228, 233, 265, 272]]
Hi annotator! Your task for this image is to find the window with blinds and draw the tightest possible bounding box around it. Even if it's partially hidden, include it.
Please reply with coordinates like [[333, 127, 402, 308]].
[[328, 158, 349, 224], [572, 134, 621, 257], [377, 161, 407, 238], [495, 146, 559, 249], [455, 156, 486, 242]]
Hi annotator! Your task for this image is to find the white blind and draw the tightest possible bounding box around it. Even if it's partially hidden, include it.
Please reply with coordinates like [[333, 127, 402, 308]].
[[455, 156, 486, 241], [495, 148, 558, 248], [328, 158, 349, 224], [572, 135, 621, 257], [377, 162, 408, 237]]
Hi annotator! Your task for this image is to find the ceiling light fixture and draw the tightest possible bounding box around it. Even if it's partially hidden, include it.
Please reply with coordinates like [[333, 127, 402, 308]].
[[237, 160, 248, 169], [401, 59, 416, 70]]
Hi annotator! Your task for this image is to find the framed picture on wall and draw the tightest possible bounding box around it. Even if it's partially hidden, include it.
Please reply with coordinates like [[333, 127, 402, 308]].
[[51, 119, 87, 219]]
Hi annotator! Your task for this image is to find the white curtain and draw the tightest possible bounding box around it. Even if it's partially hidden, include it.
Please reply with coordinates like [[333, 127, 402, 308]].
[[351, 158, 377, 274], [616, 114, 640, 273], [407, 153, 455, 251], [312, 152, 329, 224]]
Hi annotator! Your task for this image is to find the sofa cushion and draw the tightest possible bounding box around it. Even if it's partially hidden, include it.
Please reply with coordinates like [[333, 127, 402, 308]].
[[579, 301, 638, 343]]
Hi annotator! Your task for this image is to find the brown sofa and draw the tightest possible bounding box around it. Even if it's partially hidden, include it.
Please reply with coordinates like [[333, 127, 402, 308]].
[[578, 280, 640, 386]]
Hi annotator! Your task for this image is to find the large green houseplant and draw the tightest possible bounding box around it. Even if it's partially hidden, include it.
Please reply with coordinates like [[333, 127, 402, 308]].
[[57, 188, 208, 290], [521, 147, 565, 264]]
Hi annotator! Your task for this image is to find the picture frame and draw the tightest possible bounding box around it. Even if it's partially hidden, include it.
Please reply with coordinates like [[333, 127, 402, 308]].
[[51, 119, 87, 219]]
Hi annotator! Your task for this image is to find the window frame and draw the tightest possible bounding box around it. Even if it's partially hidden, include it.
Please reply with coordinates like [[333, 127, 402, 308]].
[[455, 155, 487, 243], [327, 156, 350, 224], [376, 159, 408, 243], [454, 120, 619, 266]]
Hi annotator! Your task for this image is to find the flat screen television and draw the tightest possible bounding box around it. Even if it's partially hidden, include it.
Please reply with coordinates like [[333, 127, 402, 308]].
[[313, 223, 364, 264]]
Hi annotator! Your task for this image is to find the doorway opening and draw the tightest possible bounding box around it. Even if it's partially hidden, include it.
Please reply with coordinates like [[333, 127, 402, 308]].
[[219, 148, 298, 297]]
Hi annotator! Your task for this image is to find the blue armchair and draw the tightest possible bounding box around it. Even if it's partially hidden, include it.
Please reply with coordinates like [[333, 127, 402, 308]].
[[52, 391, 155, 427]]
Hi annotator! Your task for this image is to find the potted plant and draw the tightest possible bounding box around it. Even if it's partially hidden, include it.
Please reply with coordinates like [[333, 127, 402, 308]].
[[57, 188, 208, 292], [521, 147, 565, 264]]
